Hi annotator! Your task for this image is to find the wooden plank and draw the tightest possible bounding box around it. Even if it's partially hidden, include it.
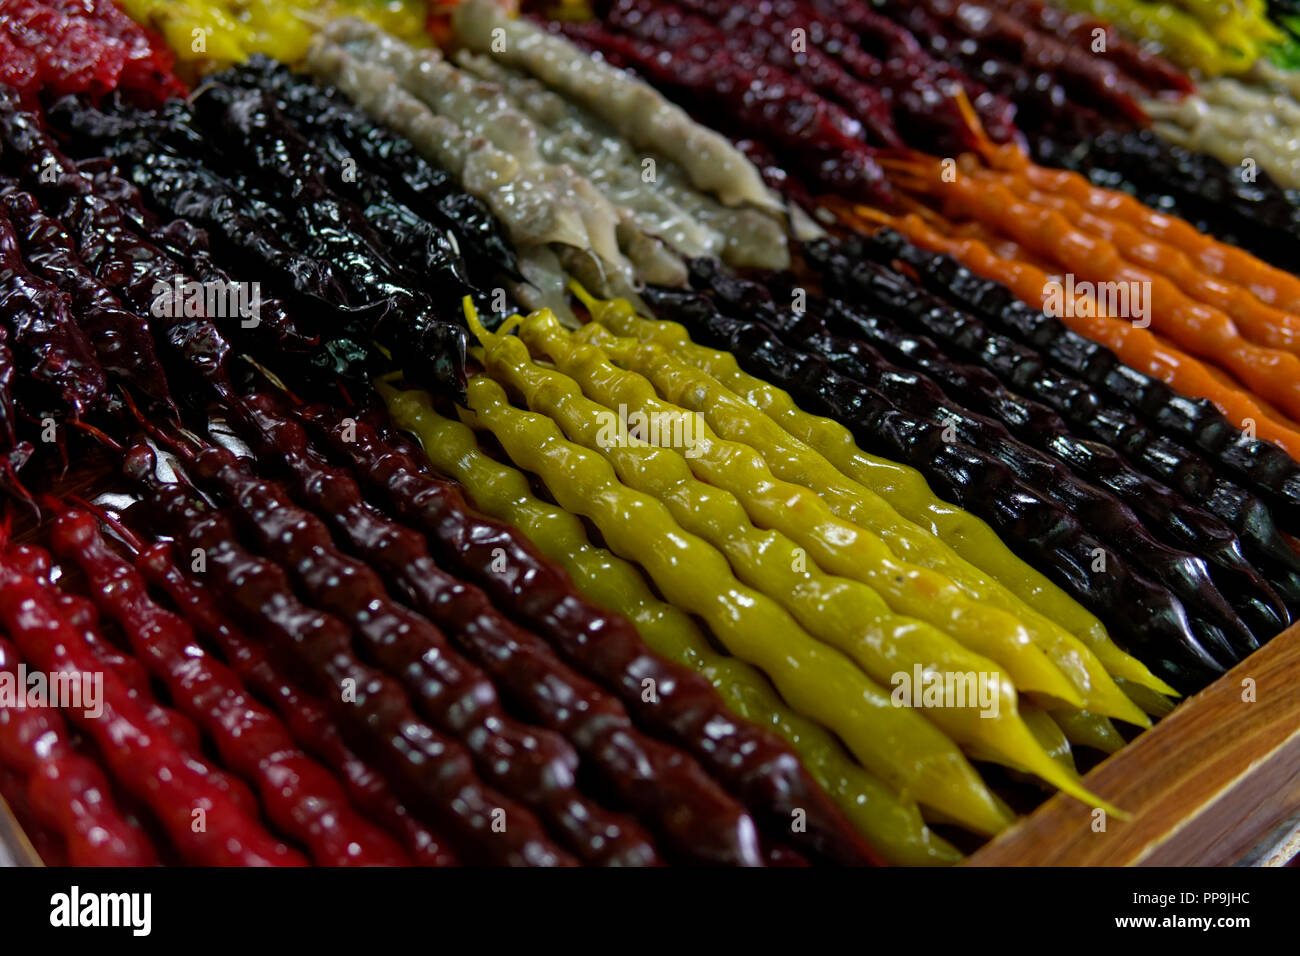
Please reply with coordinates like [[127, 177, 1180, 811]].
[[0, 795, 42, 867], [968, 621, 1300, 866], [1235, 812, 1300, 867]]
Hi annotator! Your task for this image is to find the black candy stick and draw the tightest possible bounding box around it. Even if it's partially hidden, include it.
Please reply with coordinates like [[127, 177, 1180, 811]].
[[219, 56, 520, 284], [188, 83, 469, 397], [44, 100, 432, 393], [852, 231, 1300, 535], [184, 84, 472, 298], [188, 84, 468, 400], [47, 94, 467, 400], [701, 260, 1289, 643], [641, 282, 1227, 692], [694, 277, 1261, 661], [794, 240, 1300, 608], [1031, 128, 1300, 274], [816, 295, 1290, 638]]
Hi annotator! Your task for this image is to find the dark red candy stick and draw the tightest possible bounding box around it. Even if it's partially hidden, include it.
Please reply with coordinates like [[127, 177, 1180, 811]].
[[241, 393, 764, 866], [0, 205, 106, 418], [299, 405, 878, 866], [118, 528, 459, 867], [1, 187, 178, 418], [125, 445, 574, 866], [556, 11, 891, 203], [50, 508, 413, 866], [181, 439, 662, 866]]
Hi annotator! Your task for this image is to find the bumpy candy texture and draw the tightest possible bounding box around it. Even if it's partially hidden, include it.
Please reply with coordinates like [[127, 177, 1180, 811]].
[[0, 0, 185, 102]]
